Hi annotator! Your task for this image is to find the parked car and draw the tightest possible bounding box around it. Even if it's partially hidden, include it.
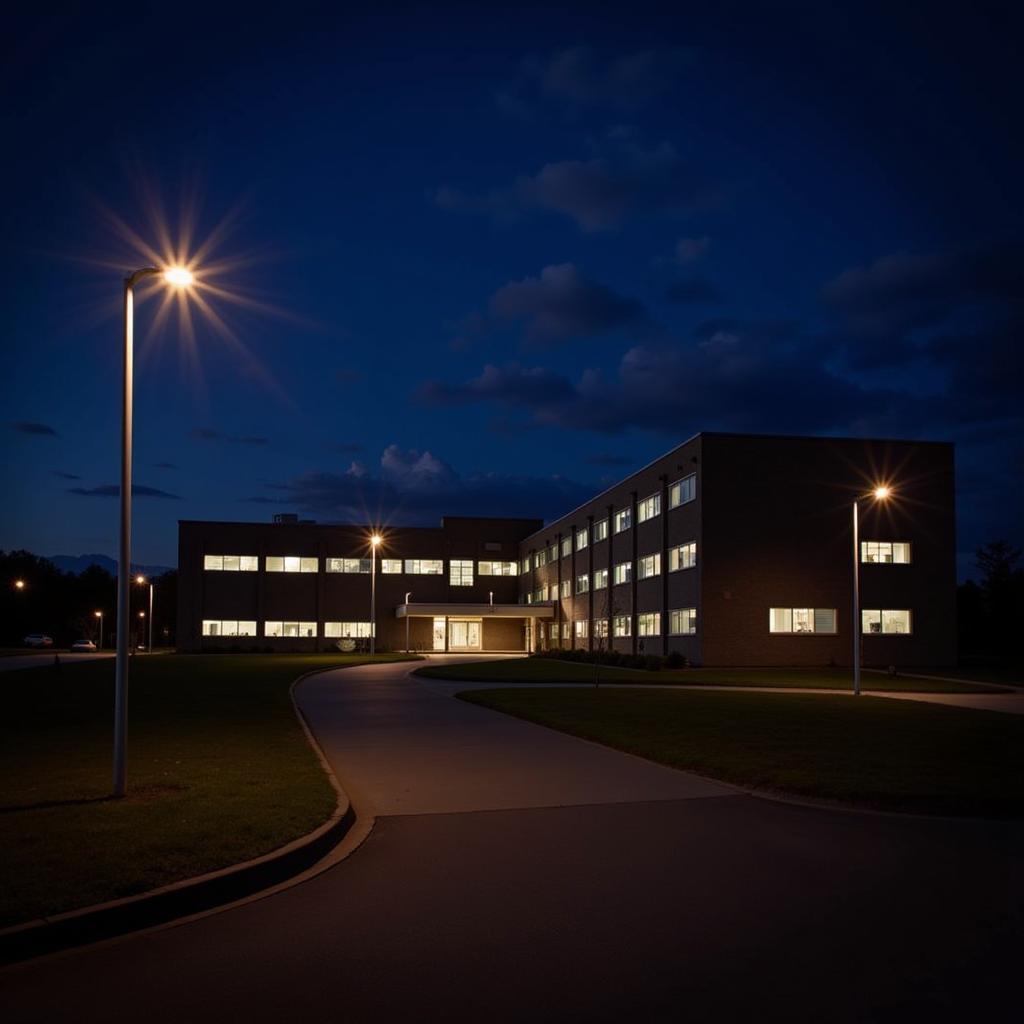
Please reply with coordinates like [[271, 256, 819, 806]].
[[71, 639, 97, 652], [23, 634, 54, 648]]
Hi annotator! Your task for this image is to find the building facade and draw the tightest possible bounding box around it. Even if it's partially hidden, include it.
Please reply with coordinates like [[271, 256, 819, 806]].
[[177, 433, 957, 666]]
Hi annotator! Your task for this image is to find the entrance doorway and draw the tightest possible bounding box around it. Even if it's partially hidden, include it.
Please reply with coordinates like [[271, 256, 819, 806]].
[[448, 619, 482, 651], [432, 617, 446, 652]]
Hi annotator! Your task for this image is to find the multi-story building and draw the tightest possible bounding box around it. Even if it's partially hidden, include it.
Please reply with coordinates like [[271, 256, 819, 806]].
[[177, 433, 957, 666]]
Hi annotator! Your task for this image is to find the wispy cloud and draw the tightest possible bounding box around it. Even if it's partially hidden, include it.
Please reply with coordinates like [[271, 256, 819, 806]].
[[68, 484, 181, 499], [10, 421, 58, 437]]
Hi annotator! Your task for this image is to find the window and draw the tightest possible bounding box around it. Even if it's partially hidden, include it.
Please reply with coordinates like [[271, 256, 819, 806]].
[[593, 568, 609, 590], [326, 557, 370, 574], [862, 609, 912, 635], [576, 573, 590, 594], [562, 622, 571, 641], [405, 559, 444, 575], [574, 620, 588, 639], [593, 619, 609, 638], [561, 536, 572, 558], [204, 555, 258, 572], [479, 561, 517, 576], [614, 508, 632, 533], [669, 542, 697, 571], [593, 518, 609, 542], [381, 559, 402, 574], [861, 541, 912, 564], [769, 608, 837, 634], [669, 608, 697, 635], [324, 621, 374, 638], [637, 612, 661, 637], [548, 622, 558, 641], [613, 561, 633, 585], [264, 621, 317, 638], [613, 615, 632, 637], [450, 560, 474, 586], [202, 620, 257, 637], [669, 473, 696, 509], [576, 527, 589, 550], [638, 553, 661, 580], [637, 493, 661, 523], [548, 544, 558, 563], [266, 556, 318, 573], [559, 579, 571, 599], [535, 549, 547, 568]]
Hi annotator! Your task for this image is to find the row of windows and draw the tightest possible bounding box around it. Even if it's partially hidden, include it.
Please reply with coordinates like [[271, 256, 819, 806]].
[[204, 556, 515, 577], [202, 620, 374, 638], [768, 608, 913, 635], [861, 542, 911, 564], [544, 608, 698, 640]]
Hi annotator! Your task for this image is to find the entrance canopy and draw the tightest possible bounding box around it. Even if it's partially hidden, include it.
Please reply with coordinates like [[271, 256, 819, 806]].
[[395, 602, 554, 619]]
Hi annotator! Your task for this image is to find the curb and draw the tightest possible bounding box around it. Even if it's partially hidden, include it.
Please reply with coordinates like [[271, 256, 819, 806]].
[[0, 667, 355, 968]]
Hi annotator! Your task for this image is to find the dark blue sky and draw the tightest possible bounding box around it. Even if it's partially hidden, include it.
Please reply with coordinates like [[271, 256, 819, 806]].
[[3, 2, 1021, 576]]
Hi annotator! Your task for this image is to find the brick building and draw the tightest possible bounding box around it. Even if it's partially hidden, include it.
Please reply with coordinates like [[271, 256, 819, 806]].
[[177, 432, 956, 666]]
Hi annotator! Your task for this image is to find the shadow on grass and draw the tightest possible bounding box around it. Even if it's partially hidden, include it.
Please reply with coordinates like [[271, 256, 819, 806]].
[[1, 784, 188, 814]]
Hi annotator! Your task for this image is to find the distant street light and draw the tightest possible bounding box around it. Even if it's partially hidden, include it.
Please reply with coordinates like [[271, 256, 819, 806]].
[[14, 579, 25, 591], [114, 265, 193, 798], [852, 484, 894, 696], [95, 610, 104, 650], [136, 575, 153, 653], [369, 533, 382, 655]]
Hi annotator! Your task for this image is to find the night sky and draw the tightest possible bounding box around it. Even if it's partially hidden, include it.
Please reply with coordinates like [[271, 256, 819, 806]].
[[3, 3, 1021, 576]]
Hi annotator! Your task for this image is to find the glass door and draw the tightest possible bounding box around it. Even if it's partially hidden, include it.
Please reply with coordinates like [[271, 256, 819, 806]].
[[433, 617, 446, 651], [448, 619, 482, 651]]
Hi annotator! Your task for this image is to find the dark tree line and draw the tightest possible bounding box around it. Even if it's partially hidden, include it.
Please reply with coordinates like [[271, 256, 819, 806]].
[[958, 541, 1024, 667], [1, 550, 177, 649]]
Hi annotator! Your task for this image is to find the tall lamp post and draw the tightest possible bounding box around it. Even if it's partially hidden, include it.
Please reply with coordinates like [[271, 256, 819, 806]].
[[114, 265, 193, 798], [136, 575, 153, 653], [852, 485, 892, 696], [369, 533, 382, 655], [95, 610, 104, 650]]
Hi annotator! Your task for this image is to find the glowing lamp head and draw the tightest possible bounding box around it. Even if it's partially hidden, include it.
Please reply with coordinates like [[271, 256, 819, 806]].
[[370, 534, 382, 547], [873, 485, 892, 500], [139, 611, 146, 619], [136, 575, 146, 585], [163, 266, 194, 288], [95, 610, 102, 618], [14, 579, 25, 591]]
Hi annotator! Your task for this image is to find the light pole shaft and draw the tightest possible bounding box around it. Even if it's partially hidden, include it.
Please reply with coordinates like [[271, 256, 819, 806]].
[[852, 500, 860, 696], [148, 583, 153, 653], [370, 552, 376, 655]]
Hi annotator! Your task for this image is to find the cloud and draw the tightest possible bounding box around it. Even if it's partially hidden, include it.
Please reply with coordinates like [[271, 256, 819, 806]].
[[68, 484, 181, 499], [436, 132, 717, 232], [675, 237, 710, 264], [191, 428, 269, 446], [52, 471, 80, 480], [666, 278, 721, 304], [243, 445, 598, 526], [10, 421, 58, 437], [586, 453, 633, 467], [422, 363, 575, 407], [154, 461, 178, 470]]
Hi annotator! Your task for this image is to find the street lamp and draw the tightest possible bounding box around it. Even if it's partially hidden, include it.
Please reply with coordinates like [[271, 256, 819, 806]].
[[114, 264, 193, 798], [405, 591, 412, 653], [94, 610, 104, 650], [852, 484, 893, 696], [136, 575, 153, 653], [369, 533, 382, 655], [14, 579, 25, 591]]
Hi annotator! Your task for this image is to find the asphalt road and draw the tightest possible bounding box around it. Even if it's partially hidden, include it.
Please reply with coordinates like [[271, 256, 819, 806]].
[[2, 659, 1021, 1022]]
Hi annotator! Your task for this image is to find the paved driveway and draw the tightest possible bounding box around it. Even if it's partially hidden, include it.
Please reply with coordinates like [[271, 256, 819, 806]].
[[1, 658, 1021, 1022]]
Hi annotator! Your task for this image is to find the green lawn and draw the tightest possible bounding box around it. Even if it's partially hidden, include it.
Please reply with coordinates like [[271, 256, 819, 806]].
[[460, 687, 1024, 817], [415, 657, 1010, 693], [0, 653, 416, 928]]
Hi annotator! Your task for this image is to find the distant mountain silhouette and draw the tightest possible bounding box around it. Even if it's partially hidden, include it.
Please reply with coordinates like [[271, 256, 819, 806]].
[[48, 553, 174, 577]]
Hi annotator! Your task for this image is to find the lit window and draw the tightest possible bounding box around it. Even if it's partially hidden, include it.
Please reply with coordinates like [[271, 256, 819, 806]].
[[669, 542, 697, 571], [323, 622, 374, 638], [861, 541, 912, 564], [638, 553, 661, 580], [574, 620, 588, 638], [382, 559, 402, 574], [535, 550, 547, 569], [576, 527, 589, 550], [613, 561, 633, 585], [561, 536, 572, 558], [549, 544, 558, 563], [264, 621, 317, 637], [202, 620, 257, 637], [669, 608, 697, 635], [769, 608, 837, 634], [614, 508, 632, 533], [562, 622, 571, 640], [669, 474, 696, 509], [637, 494, 661, 523], [548, 622, 559, 641], [593, 619, 609, 638], [479, 561, 517, 576], [862, 609, 912, 635], [559, 579, 571, 599], [204, 555, 259, 572], [593, 568, 608, 590], [405, 559, 444, 575], [576, 573, 590, 594], [613, 615, 631, 637], [637, 612, 661, 637], [326, 558, 371, 574], [266, 556, 318, 573], [521, 557, 531, 575], [450, 560, 474, 586], [593, 518, 609, 542]]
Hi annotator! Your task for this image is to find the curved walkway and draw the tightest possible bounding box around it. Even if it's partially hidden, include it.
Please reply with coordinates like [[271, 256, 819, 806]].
[[1, 658, 1021, 1023]]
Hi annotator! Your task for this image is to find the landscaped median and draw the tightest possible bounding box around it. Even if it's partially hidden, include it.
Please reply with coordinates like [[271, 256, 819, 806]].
[[458, 687, 1024, 818], [0, 653, 416, 930]]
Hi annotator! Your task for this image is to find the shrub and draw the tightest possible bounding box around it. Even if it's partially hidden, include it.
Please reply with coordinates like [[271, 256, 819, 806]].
[[644, 654, 662, 672], [665, 650, 686, 669]]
